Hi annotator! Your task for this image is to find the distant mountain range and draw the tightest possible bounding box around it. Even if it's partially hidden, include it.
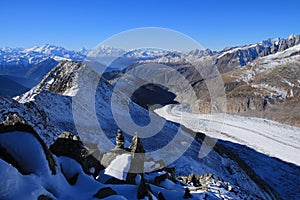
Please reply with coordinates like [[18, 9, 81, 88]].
[[1, 34, 298, 76], [0, 34, 299, 127], [0, 44, 169, 86]]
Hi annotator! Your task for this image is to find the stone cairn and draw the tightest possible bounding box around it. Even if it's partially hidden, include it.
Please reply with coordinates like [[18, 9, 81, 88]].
[[115, 129, 125, 149]]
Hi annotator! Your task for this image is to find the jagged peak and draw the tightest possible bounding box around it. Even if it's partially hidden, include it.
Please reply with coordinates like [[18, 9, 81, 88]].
[[129, 132, 145, 153], [288, 33, 296, 40]]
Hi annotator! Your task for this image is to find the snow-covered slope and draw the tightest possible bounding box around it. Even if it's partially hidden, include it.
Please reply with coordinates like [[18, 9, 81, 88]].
[[155, 104, 300, 165], [155, 104, 300, 199], [0, 129, 255, 200], [0, 60, 277, 199]]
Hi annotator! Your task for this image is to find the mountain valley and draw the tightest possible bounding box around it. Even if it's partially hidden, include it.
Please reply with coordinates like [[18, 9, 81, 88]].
[[0, 34, 300, 199]]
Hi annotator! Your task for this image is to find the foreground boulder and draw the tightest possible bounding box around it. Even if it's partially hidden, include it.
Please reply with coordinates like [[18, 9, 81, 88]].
[[0, 116, 253, 199], [0, 114, 56, 175], [50, 131, 103, 177]]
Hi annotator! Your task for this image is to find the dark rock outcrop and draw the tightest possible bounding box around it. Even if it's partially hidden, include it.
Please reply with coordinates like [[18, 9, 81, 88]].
[[261, 34, 300, 56], [93, 187, 117, 199], [37, 195, 53, 200], [104, 178, 126, 185], [183, 188, 192, 199], [50, 132, 103, 178], [165, 167, 176, 181], [278, 34, 300, 52], [0, 114, 56, 175], [157, 192, 166, 200], [137, 177, 148, 199], [62, 171, 79, 186], [187, 173, 199, 186], [260, 43, 279, 56], [154, 173, 168, 186], [216, 45, 264, 73]]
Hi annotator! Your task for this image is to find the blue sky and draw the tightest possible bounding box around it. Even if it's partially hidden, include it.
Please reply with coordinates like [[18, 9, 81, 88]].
[[0, 0, 299, 51]]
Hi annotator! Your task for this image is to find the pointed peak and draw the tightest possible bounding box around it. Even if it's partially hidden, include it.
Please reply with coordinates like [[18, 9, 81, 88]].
[[80, 47, 88, 55], [288, 33, 296, 40], [129, 132, 145, 153]]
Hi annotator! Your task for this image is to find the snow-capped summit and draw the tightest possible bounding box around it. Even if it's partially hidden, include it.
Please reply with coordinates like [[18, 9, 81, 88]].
[[288, 33, 296, 40], [0, 44, 87, 83], [124, 48, 168, 58], [24, 44, 86, 61], [0, 44, 86, 67], [259, 37, 282, 46], [87, 45, 126, 58], [79, 47, 88, 55], [186, 48, 215, 57], [87, 45, 168, 59]]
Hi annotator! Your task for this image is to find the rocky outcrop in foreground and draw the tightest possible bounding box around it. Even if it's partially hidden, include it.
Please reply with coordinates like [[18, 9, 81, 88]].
[[0, 116, 249, 199]]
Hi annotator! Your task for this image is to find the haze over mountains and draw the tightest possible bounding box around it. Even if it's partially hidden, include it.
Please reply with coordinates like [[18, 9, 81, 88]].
[[0, 34, 300, 199]]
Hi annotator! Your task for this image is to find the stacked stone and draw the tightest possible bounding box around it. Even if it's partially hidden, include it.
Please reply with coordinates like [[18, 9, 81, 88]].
[[115, 129, 125, 149]]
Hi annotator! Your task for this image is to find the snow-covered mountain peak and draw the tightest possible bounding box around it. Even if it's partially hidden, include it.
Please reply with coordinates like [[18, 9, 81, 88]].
[[87, 45, 126, 57], [259, 37, 282, 46], [79, 47, 88, 55], [87, 45, 169, 60], [288, 33, 296, 40], [19, 61, 92, 98], [124, 48, 169, 58], [186, 48, 215, 57], [24, 44, 66, 54], [0, 44, 86, 69]]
